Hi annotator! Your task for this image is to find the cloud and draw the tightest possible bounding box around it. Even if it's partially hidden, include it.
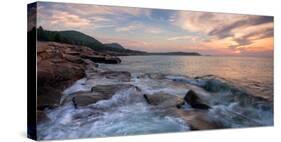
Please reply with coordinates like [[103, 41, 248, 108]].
[[115, 24, 140, 32], [167, 35, 198, 41], [94, 24, 115, 29], [38, 2, 151, 30], [145, 28, 164, 34], [68, 4, 150, 17], [115, 24, 165, 34], [173, 11, 248, 33], [173, 10, 273, 55], [89, 16, 112, 23], [45, 10, 91, 28], [36, 2, 273, 57], [142, 26, 166, 34], [173, 11, 273, 40], [230, 26, 273, 48], [208, 16, 273, 38]]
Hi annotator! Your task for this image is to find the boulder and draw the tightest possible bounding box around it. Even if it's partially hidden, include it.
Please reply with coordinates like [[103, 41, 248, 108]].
[[142, 91, 221, 130], [184, 90, 210, 109], [176, 109, 222, 130], [143, 93, 184, 108], [142, 93, 221, 130]]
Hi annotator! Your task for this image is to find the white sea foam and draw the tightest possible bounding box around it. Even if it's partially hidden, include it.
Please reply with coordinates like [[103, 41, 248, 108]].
[[62, 78, 89, 95], [38, 84, 190, 140], [207, 99, 273, 128], [39, 65, 273, 140]]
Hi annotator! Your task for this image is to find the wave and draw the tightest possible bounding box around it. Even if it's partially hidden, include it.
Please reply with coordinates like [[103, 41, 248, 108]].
[[38, 71, 273, 140], [38, 83, 190, 140], [166, 74, 273, 127]]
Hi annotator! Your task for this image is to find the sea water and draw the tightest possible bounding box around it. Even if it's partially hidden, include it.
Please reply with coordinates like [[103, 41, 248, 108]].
[[101, 56, 273, 100], [38, 56, 273, 140]]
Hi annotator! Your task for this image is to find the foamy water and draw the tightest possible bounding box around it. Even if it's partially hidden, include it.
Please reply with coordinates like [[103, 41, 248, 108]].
[[37, 56, 273, 140], [38, 77, 190, 140]]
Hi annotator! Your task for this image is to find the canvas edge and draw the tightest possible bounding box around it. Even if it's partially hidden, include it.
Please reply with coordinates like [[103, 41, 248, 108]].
[[27, 2, 38, 141]]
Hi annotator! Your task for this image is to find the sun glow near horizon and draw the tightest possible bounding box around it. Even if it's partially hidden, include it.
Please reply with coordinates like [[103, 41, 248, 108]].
[[35, 2, 273, 57]]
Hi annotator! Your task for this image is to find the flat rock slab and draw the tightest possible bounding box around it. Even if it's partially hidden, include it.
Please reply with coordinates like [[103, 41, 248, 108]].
[[175, 109, 222, 130], [144, 93, 184, 108], [63, 84, 138, 107]]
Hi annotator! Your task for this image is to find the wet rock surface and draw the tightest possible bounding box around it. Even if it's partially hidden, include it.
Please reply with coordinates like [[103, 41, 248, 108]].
[[184, 90, 211, 110], [63, 84, 138, 107], [143, 93, 184, 108], [37, 41, 121, 116], [37, 50, 273, 139], [37, 42, 94, 109], [175, 109, 223, 130]]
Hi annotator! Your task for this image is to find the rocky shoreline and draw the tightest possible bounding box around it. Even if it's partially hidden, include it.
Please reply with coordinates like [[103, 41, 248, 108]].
[[37, 41, 216, 129], [37, 41, 122, 122], [37, 42, 272, 139]]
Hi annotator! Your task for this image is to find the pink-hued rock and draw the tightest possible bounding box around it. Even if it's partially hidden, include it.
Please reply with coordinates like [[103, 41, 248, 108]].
[[37, 41, 98, 110], [37, 41, 122, 109]]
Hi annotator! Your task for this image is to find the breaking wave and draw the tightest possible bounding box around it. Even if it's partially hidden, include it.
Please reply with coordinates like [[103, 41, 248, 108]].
[[166, 74, 273, 127], [38, 82, 190, 140], [38, 72, 273, 140]]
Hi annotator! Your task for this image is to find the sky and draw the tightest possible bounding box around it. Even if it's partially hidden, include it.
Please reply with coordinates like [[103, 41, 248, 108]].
[[35, 2, 273, 57]]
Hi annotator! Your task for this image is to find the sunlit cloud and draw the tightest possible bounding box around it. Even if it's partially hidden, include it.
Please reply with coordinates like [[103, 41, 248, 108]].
[[172, 10, 273, 56], [208, 16, 273, 39], [115, 23, 165, 34], [49, 10, 91, 28], [89, 16, 112, 23], [167, 35, 199, 41], [37, 2, 150, 30], [145, 28, 164, 34], [68, 4, 150, 17], [115, 24, 140, 32], [173, 11, 248, 33], [36, 2, 274, 57]]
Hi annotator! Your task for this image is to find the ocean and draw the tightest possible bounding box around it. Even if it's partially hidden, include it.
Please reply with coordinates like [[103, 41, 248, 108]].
[[38, 55, 273, 140], [101, 56, 273, 100]]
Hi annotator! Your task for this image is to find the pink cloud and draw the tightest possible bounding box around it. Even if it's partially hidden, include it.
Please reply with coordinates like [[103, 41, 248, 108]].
[[173, 11, 248, 33], [49, 10, 90, 28]]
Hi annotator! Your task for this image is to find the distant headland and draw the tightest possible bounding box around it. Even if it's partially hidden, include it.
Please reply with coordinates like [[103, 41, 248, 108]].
[[34, 27, 201, 56]]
